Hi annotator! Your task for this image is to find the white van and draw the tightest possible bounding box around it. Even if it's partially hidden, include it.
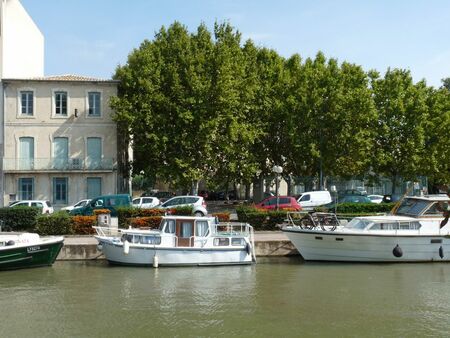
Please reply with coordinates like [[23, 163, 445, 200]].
[[297, 191, 332, 210]]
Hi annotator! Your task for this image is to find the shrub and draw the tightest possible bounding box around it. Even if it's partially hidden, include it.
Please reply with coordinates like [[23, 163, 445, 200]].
[[236, 206, 289, 230], [317, 202, 395, 214], [93, 209, 111, 215], [36, 212, 73, 235], [0, 207, 40, 231], [168, 206, 193, 215], [71, 216, 97, 235], [129, 216, 162, 229]]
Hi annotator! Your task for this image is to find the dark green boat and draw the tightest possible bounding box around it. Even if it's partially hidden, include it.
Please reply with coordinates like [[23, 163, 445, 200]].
[[0, 233, 64, 270]]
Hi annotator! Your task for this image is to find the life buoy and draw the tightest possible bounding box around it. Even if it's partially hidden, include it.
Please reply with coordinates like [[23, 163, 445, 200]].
[[393, 244, 403, 258], [246, 243, 252, 256]]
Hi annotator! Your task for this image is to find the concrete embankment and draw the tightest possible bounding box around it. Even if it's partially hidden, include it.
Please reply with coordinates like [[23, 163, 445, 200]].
[[57, 232, 299, 261]]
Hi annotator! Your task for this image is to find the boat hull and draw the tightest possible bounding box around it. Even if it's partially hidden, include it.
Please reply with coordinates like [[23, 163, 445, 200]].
[[0, 238, 64, 270], [283, 229, 450, 262], [97, 238, 253, 267]]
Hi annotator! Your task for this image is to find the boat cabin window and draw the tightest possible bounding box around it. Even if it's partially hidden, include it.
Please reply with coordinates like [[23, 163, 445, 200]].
[[396, 199, 430, 216], [345, 218, 372, 229], [195, 220, 209, 237], [214, 238, 230, 246], [180, 222, 193, 238], [369, 222, 421, 230], [139, 235, 161, 245], [231, 238, 244, 246], [423, 203, 443, 216], [159, 219, 176, 233]]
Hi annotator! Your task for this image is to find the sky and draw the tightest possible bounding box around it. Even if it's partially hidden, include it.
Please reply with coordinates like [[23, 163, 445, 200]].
[[21, 0, 450, 87]]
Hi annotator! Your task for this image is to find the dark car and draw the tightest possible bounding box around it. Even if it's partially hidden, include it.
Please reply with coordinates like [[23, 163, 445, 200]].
[[323, 194, 372, 210], [255, 196, 301, 211], [70, 194, 132, 217]]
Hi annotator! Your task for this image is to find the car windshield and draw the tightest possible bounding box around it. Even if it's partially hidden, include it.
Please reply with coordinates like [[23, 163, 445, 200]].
[[395, 199, 430, 216]]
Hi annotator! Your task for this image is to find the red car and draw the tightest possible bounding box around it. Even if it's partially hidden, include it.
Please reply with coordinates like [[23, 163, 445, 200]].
[[255, 196, 301, 211]]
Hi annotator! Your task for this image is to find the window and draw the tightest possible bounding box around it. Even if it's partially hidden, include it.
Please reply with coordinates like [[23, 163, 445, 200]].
[[88, 92, 101, 116], [53, 177, 68, 204], [87, 177, 102, 199], [18, 178, 33, 200], [195, 221, 209, 237], [20, 91, 33, 115], [19, 137, 34, 170], [180, 222, 193, 238], [214, 238, 230, 246], [231, 238, 245, 246], [53, 137, 68, 169], [300, 194, 310, 202], [54, 91, 68, 116], [87, 137, 102, 169], [162, 220, 175, 233]]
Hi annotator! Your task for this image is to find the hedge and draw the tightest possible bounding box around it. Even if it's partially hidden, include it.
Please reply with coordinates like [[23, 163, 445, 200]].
[[236, 206, 288, 230], [0, 207, 40, 231], [316, 202, 395, 214], [35, 211, 73, 235], [71, 216, 97, 235]]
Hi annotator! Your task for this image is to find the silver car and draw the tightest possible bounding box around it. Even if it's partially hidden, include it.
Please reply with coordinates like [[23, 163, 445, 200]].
[[159, 196, 207, 216]]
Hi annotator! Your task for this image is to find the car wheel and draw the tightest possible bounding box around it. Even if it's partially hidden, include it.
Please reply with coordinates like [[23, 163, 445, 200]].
[[194, 211, 204, 217]]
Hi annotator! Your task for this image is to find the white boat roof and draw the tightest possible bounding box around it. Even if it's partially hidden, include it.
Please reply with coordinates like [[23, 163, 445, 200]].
[[162, 215, 216, 221], [357, 215, 417, 222], [406, 194, 449, 202]]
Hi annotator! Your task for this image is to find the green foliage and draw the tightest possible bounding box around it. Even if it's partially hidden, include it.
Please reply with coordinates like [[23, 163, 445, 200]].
[[317, 202, 395, 214], [35, 212, 73, 235], [112, 20, 450, 189], [0, 207, 40, 231], [235, 206, 287, 230], [169, 206, 194, 215]]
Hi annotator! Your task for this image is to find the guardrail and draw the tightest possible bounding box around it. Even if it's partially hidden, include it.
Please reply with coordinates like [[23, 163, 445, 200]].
[[3, 158, 115, 171]]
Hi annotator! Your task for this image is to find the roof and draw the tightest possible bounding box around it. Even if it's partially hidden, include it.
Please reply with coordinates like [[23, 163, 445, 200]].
[[2, 74, 119, 83]]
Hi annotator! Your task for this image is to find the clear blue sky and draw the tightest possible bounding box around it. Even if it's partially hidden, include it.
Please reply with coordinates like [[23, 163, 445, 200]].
[[22, 0, 450, 87]]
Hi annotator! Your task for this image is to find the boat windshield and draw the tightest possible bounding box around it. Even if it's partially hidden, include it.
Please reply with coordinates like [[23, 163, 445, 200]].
[[395, 199, 430, 216], [345, 218, 373, 230]]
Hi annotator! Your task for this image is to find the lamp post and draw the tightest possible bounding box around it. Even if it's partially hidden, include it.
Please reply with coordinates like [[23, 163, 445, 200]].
[[272, 165, 283, 210]]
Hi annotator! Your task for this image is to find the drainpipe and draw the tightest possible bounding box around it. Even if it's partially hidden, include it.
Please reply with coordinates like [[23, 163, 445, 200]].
[[1, 81, 6, 207]]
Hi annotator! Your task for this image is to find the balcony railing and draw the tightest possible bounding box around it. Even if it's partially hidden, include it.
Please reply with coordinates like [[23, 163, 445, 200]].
[[2, 158, 115, 171]]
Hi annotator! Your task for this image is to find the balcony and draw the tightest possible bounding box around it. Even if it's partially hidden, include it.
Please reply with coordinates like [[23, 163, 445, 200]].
[[2, 158, 116, 173]]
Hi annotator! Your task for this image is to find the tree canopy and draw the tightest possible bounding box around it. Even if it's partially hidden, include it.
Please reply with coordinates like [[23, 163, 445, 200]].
[[111, 21, 450, 192]]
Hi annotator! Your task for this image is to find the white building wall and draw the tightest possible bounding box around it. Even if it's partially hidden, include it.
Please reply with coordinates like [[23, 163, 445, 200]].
[[0, 0, 44, 78]]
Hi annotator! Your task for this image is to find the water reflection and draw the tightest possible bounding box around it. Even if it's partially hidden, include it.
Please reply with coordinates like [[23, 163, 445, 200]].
[[1, 260, 450, 337]]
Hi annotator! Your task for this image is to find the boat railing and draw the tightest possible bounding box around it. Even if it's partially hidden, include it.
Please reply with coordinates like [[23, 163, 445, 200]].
[[93, 226, 120, 237], [286, 211, 340, 231], [212, 222, 253, 236]]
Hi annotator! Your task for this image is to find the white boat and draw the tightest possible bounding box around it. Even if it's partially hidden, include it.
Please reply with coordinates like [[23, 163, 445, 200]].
[[94, 216, 256, 267], [282, 195, 450, 262]]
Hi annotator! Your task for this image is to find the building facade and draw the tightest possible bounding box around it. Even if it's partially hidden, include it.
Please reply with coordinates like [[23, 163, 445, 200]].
[[1, 75, 125, 207]]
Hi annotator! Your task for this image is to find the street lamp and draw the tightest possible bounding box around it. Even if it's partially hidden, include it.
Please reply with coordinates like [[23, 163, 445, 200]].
[[272, 165, 283, 210]]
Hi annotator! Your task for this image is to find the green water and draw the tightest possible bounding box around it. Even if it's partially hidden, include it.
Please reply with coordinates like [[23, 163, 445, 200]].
[[1, 258, 450, 337]]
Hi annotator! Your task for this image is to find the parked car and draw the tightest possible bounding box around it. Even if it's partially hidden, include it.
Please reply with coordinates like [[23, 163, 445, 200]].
[[323, 195, 372, 210], [255, 196, 301, 211], [297, 191, 332, 210], [367, 195, 384, 204], [132, 197, 160, 208], [70, 194, 132, 216], [61, 199, 91, 212], [9, 200, 54, 214], [159, 196, 207, 216], [141, 191, 174, 203]]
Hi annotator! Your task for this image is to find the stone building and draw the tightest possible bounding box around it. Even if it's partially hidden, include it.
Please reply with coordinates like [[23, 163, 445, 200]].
[[0, 0, 130, 207]]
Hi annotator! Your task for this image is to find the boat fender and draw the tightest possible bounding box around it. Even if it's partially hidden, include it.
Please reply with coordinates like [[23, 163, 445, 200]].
[[393, 244, 403, 258], [123, 240, 130, 255], [246, 243, 252, 256], [439, 246, 444, 259], [153, 255, 159, 268], [97, 244, 103, 252], [6, 240, 15, 246]]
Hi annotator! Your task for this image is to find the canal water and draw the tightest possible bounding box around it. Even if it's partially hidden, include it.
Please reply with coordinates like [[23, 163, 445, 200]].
[[1, 258, 450, 337]]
